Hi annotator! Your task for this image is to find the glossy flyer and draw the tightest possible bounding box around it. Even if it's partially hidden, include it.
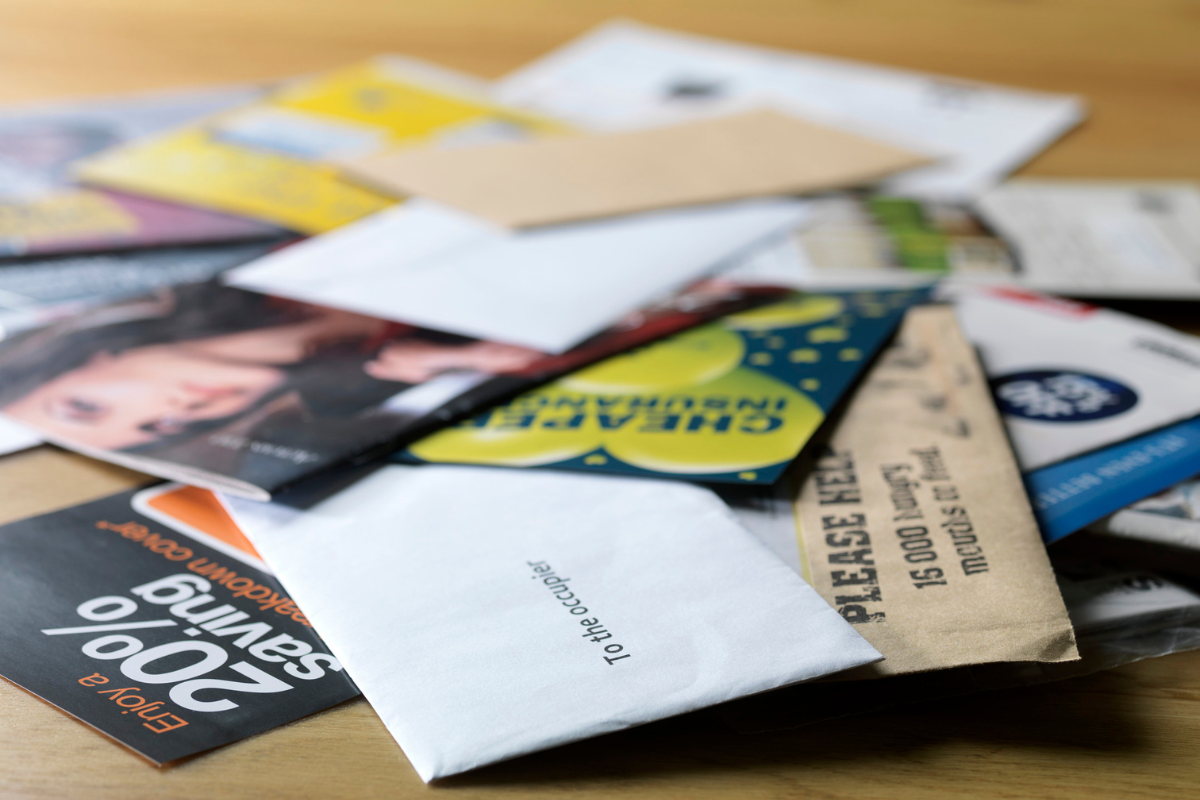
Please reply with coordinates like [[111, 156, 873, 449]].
[[0, 486, 358, 763], [77, 58, 562, 233], [405, 289, 927, 484]]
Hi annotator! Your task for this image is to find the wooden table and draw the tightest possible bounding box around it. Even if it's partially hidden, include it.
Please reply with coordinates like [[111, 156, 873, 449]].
[[1, 1, 1199, 796]]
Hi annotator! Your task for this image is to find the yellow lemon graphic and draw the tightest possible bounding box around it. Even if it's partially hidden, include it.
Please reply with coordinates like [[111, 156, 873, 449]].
[[602, 368, 824, 475], [409, 387, 600, 467], [722, 294, 845, 331], [560, 323, 744, 393]]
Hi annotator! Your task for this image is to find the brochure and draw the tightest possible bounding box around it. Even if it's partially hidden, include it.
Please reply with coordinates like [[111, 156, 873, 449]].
[[725, 305, 1077, 675], [0, 277, 786, 499], [0, 85, 282, 257], [404, 288, 927, 485], [223, 464, 881, 782], [721, 191, 1014, 290], [974, 179, 1200, 299], [77, 58, 562, 233], [0, 486, 358, 764], [952, 287, 1200, 471], [1025, 417, 1200, 543], [225, 196, 809, 353], [495, 19, 1084, 200]]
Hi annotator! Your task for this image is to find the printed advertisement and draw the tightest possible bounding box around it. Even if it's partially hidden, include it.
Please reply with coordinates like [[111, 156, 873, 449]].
[[405, 289, 925, 484], [77, 58, 563, 233], [0, 278, 785, 498], [0, 86, 281, 256], [0, 486, 358, 763]]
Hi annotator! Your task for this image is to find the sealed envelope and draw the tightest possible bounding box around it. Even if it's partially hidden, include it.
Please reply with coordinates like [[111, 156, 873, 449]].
[[746, 305, 1078, 676], [340, 109, 929, 228], [225, 465, 881, 781], [225, 197, 807, 353]]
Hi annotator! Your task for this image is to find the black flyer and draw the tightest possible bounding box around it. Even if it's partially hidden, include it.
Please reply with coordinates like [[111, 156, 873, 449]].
[[0, 488, 359, 763]]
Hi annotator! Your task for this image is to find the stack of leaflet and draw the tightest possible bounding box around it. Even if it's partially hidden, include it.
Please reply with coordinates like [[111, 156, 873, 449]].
[[0, 18, 1197, 786]]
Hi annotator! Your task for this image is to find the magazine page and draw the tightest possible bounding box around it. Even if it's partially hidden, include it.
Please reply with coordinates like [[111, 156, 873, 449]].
[[0, 486, 358, 764], [0, 85, 282, 257], [404, 288, 928, 485], [76, 57, 564, 234], [0, 277, 786, 499]]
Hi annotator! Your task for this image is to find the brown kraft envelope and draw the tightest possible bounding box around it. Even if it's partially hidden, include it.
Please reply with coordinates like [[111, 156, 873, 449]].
[[337, 109, 932, 228], [794, 304, 1077, 677]]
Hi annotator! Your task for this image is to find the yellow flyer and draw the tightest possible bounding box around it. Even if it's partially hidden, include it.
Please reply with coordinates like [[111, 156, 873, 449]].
[[405, 289, 928, 484], [76, 58, 562, 233]]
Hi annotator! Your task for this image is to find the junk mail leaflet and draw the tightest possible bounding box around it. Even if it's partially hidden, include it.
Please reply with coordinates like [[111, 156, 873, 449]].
[[76, 58, 562, 233], [0, 276, 783, 500], [0, 85, 282, 257], [404, 288, 928, 485], [1025, 416, 1200, 543], [953, 287, 1200, 472], [0, 488, 358, 763]]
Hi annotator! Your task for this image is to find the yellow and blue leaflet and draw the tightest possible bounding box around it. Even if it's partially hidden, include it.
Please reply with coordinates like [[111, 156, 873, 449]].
[[404, 289, 929, 484]]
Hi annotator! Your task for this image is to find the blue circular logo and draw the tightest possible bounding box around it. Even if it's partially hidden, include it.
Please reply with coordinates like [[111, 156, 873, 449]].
[[991, 370, 1138, 422]]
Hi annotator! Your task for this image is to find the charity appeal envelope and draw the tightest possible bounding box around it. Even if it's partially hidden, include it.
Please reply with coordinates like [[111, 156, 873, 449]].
[[0, 486, 358, 763], [76, 58, 561, 233], [784, 306, 1077, 674], [952, 287, 1200, 471], [404, 288, 928, 484], [224, 465, 881, 781], [495, 20, 1084, 200], [341, 109, 929, 227], [973, 179, 1200, 299], [225, 197, 808, 353]]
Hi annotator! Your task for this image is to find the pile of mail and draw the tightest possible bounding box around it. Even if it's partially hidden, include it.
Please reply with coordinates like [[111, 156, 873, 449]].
[[1, 19, 1200, 784]]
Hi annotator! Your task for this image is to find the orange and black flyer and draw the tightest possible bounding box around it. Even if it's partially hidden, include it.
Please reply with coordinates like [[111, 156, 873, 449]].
[[0, 486, 358, 763]]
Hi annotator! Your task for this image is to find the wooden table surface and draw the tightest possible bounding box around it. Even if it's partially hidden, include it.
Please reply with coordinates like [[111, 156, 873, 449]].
[[1, 0, 1199, 797]]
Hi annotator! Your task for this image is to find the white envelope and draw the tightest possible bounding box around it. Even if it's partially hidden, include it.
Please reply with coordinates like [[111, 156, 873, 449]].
[[224, 465, 880, 781], [224, 197, 808, 353], [952, 288, 1200, 471], [496, 20, 1084, 201]]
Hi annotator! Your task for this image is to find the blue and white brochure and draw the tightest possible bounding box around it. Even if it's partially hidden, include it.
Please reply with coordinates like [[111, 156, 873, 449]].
[[1025, 416, 1200, 543], [954, 287, 1200, 472]]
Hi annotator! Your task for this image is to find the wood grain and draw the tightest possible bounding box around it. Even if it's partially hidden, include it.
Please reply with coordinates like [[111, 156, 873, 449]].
[[0, 1, 1198, 796]]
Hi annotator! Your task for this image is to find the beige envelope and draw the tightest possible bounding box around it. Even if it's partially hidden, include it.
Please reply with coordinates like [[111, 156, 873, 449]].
[[338, 109, 932, 227], [793, 304, 1077, 677]]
